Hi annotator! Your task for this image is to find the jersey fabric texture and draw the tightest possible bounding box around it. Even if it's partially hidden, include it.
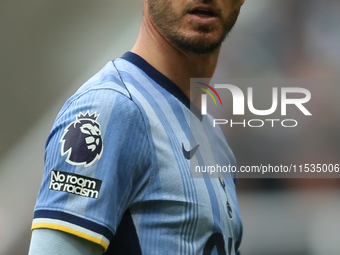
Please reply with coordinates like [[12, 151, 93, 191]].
[[32, 52, 243, 255]]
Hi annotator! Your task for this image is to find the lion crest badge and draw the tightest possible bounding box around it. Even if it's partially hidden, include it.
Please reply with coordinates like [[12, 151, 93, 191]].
[[60, 111, 104, 167]]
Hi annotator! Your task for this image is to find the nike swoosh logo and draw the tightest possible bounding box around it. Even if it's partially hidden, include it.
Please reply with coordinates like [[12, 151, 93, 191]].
[[182, 143, 200, 160]]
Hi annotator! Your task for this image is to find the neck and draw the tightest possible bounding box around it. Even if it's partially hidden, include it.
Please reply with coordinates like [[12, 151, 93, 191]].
[[131, 10, 220, 105]]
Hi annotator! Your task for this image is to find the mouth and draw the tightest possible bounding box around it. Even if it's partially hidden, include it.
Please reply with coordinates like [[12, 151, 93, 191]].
[[188, 6, 218, 18]]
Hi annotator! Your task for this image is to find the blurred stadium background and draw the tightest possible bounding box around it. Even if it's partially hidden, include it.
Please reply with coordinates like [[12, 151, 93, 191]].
[[0, 0, 339, 254]]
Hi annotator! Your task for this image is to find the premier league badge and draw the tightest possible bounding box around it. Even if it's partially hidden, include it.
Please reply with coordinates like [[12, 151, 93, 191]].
[[60, 111, 104, 167]]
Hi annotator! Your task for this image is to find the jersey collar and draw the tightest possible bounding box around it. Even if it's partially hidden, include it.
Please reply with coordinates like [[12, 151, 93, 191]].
[[121, 51, 202, 121]]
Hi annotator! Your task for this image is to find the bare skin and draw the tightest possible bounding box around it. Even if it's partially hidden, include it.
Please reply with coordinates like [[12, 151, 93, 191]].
[[132, 0, 245, 104]]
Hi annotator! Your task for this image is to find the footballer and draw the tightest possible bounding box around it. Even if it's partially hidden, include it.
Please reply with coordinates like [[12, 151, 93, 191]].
[[29, 0, 245, 254]]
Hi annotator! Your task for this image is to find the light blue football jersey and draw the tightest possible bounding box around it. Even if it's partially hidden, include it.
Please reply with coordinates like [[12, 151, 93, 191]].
[[32, 52, 243, 255]]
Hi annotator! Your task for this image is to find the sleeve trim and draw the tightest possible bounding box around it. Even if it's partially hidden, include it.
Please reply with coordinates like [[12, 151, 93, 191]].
[[32, 219, 109, 251]]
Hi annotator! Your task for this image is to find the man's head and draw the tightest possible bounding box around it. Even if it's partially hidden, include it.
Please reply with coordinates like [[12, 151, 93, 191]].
[[145, 0, 245, 55]]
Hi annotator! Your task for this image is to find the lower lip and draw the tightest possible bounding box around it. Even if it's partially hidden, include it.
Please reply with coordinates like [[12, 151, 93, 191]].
[[188, 13, 218, 25]]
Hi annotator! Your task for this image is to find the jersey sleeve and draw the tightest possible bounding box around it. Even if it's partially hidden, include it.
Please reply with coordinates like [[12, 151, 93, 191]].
[[32, 88, 152, 252]]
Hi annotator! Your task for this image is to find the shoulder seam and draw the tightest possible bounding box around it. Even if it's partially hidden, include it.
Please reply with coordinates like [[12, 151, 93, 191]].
[[112, 59, 156, 203], [112, 60, 133, 100]]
